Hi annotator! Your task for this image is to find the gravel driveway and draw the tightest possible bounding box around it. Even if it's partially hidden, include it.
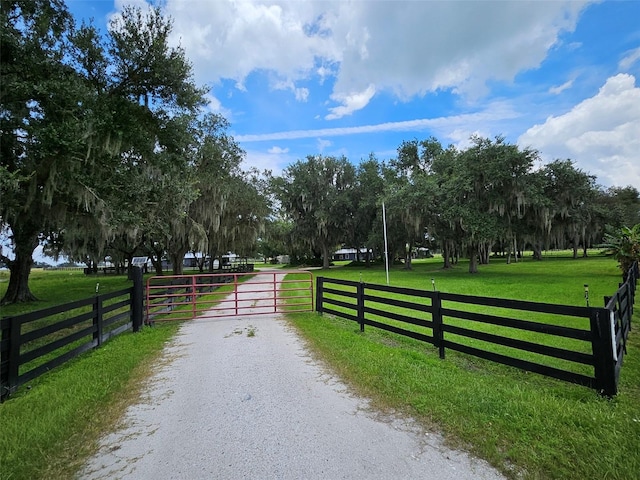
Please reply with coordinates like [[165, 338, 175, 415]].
[[79, 272, 505, 480]]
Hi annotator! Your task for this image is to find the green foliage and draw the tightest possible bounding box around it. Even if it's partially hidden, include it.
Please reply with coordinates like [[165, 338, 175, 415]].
[[258, 218, 294, 260], [600, 224, 640, 277], [274, 155, 356, 268], [0, 2, 206, 303]]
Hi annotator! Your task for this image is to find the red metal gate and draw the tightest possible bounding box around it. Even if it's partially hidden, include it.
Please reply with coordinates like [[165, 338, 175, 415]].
[[145, 271, 313, 323]]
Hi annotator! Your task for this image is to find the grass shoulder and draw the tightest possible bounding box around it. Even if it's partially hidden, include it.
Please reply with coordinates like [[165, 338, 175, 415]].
[[0, 322, 180, 480]]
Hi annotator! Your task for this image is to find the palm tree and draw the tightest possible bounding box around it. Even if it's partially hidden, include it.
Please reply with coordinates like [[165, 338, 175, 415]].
[[600, 224, 640, 280]]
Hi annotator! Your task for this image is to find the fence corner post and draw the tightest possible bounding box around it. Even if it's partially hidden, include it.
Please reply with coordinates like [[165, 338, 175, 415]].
[[589, 307, 617, 397], [316, 277, 324, 315], [2, 317, 20, 401], [131, 266, 143, 332]]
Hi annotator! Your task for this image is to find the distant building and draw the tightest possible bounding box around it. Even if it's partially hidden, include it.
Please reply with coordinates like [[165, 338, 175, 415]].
[[333, 248, 370, 261], [276, 254, 290, 264]]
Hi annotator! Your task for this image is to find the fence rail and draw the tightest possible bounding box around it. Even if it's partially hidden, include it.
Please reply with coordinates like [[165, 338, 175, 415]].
[[1, 269, 144, 401], [316, 262, 637, 396]]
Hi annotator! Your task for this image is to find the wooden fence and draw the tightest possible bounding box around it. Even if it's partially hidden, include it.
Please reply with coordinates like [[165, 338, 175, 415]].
[[1, 268, 144, 401], [316, 262, 637, 396], [605, 261, 638, 390]]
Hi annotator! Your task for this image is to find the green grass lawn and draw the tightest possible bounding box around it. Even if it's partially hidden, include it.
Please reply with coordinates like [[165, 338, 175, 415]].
[[1, 255, 638, 479]]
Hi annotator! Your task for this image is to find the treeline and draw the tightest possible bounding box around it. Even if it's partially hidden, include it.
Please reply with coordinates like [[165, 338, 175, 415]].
[[270, 140, 639, 272], [2, 2, 638, 305]]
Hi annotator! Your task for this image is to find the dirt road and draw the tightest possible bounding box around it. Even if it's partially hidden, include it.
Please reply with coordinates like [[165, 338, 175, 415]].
[[79, 272, 504, 480]]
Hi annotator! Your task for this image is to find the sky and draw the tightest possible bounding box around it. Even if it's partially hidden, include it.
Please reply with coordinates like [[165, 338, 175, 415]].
[[65, 0, 640, 190]]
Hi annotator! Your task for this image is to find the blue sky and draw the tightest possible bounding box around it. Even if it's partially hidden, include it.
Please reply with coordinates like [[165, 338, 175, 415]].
[[68, 0, 640, 189]]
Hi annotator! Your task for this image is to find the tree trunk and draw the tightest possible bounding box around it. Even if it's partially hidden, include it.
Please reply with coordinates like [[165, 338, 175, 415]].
[[1, 230, 39, 305], [479, 242, 491, 265], [170, 250, 187, 275], [468, 243, 479, 274], [321, 243, 331, 269], [533, 243, 542, 260], [404, 244, 412, 270], [507, 236, 517, 264], [442, 240, 452, 269], [149, 246, 164, 275]]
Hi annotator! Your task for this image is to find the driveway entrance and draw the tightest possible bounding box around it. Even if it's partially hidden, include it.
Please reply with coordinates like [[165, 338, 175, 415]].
[[145, 270, 313, 323]]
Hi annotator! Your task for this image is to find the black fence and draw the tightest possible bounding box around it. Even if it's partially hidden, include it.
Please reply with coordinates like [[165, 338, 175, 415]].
[[1, 268, 144, 401], [316, 262, 637, 396], [605, 261, 638, 390]]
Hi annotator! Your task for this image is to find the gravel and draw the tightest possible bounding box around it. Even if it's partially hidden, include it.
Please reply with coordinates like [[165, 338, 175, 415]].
[[78, 273, 505, 480]]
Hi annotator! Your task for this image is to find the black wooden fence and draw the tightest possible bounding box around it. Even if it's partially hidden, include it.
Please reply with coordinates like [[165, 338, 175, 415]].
[[316, 262, 637, 396], [1, 268, 144, 401], [605, 261, 638, 390]]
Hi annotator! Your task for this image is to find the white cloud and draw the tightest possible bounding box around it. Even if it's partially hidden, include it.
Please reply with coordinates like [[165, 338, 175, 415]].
[[549, 79, 574, 95], [518, 74, 640, 187], [148, 0, 589, 118], [267, 146, 289, 154], [317, 138, 332, 152], [294, 87, 309, 102], [326, 84, 376, 119], [326, 1, 587, 100], [619, 47, 640, 70], [243, 148, 294, 176], [272, 79, 310, 102], [236, 102, 520, 142], [163, 1, 335, 86], [204, 93, 233, 118]]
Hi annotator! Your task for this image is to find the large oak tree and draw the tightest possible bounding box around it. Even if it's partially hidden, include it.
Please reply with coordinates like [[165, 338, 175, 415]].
[[1, 3, 204, 303]]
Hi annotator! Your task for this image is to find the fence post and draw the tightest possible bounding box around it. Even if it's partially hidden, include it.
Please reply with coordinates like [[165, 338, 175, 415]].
[[233, 274, 238, 316], [589, 307, 617, 396], [316, 277, 324, 315], [93, 296, 103, 347], [357, 281, 365, 332], [432, 291, 445, 359], [0, 321, 8, 400], [131, 266, 143, 332], [273, 272, 277, 313], [192, 275, 198, 318], [2, 317, 20, 400]]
